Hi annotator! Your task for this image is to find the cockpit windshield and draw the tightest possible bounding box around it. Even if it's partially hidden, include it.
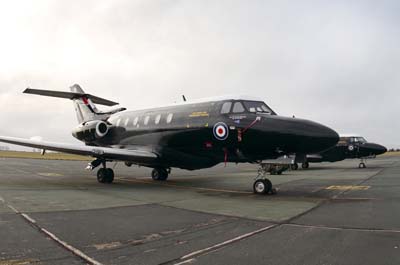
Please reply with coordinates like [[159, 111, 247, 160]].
[[351, 137, 367, 143], [243, 101, 275, 115]]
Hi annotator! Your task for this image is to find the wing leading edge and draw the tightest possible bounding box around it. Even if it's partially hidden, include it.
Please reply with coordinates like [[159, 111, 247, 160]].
[[0, 136, 158, 163]]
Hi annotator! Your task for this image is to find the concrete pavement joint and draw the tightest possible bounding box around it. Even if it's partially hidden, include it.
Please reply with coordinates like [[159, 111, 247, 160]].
[[285, 223, 400, 234], [119, 177, 253, 195], [1, 197, 103, 265], [166, 224, 277, 265]]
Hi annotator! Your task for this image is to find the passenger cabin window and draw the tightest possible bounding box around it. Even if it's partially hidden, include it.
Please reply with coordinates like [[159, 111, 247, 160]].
[[232, 102, 245, 113], [133, 117, 139, 126], [220, 102, 232, 114], [166, 113, 173, 124], [155, 114, 161, 125], [144, 116, 150, 125]]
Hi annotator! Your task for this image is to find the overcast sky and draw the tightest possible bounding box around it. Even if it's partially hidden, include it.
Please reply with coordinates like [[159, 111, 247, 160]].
[[0, 0, 399, 149]]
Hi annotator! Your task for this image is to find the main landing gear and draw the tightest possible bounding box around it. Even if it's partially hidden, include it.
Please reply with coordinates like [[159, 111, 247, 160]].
[[302, 162, 310, 169], [151, 167, 170, 181], [97, 167, 114, 183], [86, 159, 114, 184], [253, 163, 277, 195]]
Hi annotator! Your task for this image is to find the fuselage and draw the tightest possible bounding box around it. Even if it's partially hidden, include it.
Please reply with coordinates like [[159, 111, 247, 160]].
[[84, 97, 339, 170], [307, 135, 387, 163]]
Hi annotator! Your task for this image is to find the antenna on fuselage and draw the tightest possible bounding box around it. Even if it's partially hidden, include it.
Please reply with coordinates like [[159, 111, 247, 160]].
[[182, 95, 187, 102]]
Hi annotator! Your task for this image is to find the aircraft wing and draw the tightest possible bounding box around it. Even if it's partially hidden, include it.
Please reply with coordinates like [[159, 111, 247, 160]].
[[0, 136, 158, 163]]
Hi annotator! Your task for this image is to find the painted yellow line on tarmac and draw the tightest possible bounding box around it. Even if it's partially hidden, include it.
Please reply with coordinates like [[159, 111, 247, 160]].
[[0, 259, 40, 265], [326, 185, 370, 191], [119, 178, 253, 195], [37, 172, 63, 177]]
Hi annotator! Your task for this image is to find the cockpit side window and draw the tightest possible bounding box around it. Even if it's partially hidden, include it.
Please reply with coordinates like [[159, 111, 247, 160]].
[[349, 137, 366, 143], [232, 102, 245, 113], [220, 102, 232, 114], [243, 101, 274, 114], [357, 137, 367, 143]]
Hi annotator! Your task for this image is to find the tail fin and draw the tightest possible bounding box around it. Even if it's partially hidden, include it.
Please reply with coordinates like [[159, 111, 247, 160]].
[[24, 84, 123, 123], [70, 84, 101, 123]]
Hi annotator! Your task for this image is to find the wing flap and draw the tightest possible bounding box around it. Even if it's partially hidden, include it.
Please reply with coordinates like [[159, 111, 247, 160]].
[[0, 136, 157, 163]]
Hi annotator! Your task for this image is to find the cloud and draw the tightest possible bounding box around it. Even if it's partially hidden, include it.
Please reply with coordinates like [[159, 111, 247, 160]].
[[0, 0, 399, 148]]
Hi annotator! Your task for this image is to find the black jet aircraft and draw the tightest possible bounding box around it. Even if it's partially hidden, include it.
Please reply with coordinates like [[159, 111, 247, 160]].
[[295, 134, 387, 169], [0, 84, 339, 194]]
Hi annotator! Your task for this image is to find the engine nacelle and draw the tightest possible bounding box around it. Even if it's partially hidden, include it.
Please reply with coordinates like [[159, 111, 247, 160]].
[[72, 120, 109, 142]]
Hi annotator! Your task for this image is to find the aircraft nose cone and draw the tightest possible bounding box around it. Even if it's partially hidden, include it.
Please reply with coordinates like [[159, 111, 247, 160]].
[[376, 145, 387, 155], [364, 143, 387, 155], [299, 121, 339, 153], [262, 116, 339, 154]]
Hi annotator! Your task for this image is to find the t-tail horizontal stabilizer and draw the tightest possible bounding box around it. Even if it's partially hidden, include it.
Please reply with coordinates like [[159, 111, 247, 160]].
[[23, 87, 119, 106], [24, 84, 125, 123]]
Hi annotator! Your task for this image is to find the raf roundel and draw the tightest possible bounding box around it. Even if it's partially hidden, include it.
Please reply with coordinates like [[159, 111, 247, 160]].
[[213, 122, 229, 141]]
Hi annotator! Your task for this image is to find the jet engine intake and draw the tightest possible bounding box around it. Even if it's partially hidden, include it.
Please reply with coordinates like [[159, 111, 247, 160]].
[[72, 120, 109, 142]]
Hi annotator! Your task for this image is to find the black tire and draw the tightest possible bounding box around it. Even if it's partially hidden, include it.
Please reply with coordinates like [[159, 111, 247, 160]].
[[97, 168, 107, 183], [159, 168, 169, 181], [359, 163, 366, 169], [152, 168, 169, 181], [253, 179, 272, 195], [105, 168, 114, 183], [291, 163, 299, 170], [302, 162, 309, 169]]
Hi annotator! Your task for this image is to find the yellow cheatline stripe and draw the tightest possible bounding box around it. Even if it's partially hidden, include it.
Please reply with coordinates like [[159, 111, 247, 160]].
[[189, 111, 209, 117], [325, 185, 370, 191], [119, 178, 253, 195]]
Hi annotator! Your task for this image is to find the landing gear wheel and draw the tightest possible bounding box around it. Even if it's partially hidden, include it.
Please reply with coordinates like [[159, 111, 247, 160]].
[[97, 168, 114, 183], [291, 163, 299, 170], [105, 168, 114, 183], [253, 179, 272, 195], [151, 168, 169, 181], [359, 162, 366, 169], [302, 162, 309, 169], [97, 168, 107, 183]]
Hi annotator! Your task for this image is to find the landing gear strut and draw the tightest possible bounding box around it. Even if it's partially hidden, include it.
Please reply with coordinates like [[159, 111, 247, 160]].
[[151, 167, 170, 181], [253, 163, 277, 195]]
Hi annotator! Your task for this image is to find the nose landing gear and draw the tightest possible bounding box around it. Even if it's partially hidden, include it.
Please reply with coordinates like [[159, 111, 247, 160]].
[[253, 163, 277, 195], [359, 158, 367, 168]]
